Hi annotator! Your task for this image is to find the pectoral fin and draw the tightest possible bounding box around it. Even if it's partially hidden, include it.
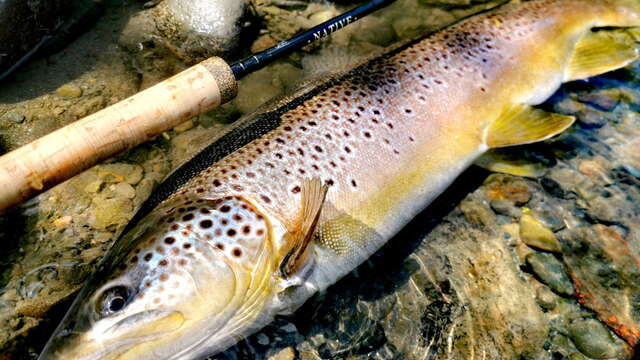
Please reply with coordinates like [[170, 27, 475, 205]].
[[279, 178, 329, 278], [565, 29, 639, 82], [486, 104, 575, 148]]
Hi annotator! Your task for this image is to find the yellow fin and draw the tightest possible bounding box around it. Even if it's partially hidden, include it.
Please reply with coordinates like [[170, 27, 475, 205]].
[[565, 29, 639, 82], [474, 149, 547, 178], [486, 104, 575, 148], [279, 178, 328, 277]]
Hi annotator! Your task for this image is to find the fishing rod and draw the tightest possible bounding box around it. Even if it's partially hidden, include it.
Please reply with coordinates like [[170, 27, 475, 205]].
[[0, 0, 396, 213], [232, 0, 394, 79]]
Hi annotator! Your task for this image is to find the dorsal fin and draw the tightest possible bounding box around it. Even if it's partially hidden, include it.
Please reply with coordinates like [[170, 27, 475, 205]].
[[279, 178, 328, 278]]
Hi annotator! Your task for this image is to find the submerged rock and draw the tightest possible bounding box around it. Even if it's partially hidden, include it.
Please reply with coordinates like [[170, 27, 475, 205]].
[[568, 318, 629, 359], [525, 252, 574, 296], [156, 0, 253, 59], [519, 214, 562, 253], [120, 0, 256, 68]]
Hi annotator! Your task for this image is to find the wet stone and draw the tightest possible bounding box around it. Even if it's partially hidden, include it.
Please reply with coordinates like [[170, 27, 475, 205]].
[[351, 16, 397, 47], [110, 182, 136, 199], [525, 253, 574, 297], [308, 10, 337, 28], [234, 70, 283, 115], [569, 352, 589, 360], [459, 199, 495, 227], [99, 163, 144, 185], [576, 108, 608, 129], [586, 194, 626, 224], [270, 63, 303, 92], [577, 90, 621, 112], [3, 111, 25, 123], [55, 84, 83, 98], [578, 159, 612, 184], [267, 347, 295, 360], [173, 119, 194, 133], [153, 0, 254, 60], [256, 333, 270, 346], [490, 199, 521, 218], [534, 207, 566, 232], [519, 214, 562, 253], [484, 174, 532, 205], [568, 318, 629, 359], [560, 225, 640, 347], [134, 178, 156, 207], [539, 177, 568, 199], [251, 34, 277, 53], [90, 196, 133, 230], [82, 176, 103, 194], [535, 286, 557, 311]]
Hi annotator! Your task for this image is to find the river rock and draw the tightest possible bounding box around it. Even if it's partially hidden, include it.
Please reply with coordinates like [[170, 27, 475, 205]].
[[568, 318, 629, 359], [525, 253, 574, 296], [519, 214, 562, 253], [152, 0, 255, 62]]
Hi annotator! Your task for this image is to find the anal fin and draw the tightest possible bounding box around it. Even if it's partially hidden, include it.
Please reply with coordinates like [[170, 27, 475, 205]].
[[566, 28, 640, 82], [486, 104, 575, 148], [474, 149, 547, 178], [279, 178, 328, 278]]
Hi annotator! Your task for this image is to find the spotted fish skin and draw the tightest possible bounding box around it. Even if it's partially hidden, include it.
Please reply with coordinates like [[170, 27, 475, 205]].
[[39, 1, 640, 359]]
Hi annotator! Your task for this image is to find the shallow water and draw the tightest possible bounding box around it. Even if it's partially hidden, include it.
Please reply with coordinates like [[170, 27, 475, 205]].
[[0, 0, 639, 359]]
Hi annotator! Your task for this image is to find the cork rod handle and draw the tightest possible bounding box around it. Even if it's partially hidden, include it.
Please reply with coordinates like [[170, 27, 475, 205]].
[[0, 57, 237, 212]]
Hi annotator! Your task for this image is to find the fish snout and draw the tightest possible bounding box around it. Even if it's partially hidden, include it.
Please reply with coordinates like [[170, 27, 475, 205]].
[[38, 310, 185, 360]]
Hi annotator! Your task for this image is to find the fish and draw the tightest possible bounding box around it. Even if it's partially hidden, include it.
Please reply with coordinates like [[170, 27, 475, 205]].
[[38, 0, 640, 359]]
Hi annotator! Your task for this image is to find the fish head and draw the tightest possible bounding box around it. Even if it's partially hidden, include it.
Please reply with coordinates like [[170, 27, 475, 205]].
[[40, 195, 281, 360]]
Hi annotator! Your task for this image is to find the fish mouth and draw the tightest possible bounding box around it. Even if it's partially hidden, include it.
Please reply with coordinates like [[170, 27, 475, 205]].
[[39, 310, 185, 360]]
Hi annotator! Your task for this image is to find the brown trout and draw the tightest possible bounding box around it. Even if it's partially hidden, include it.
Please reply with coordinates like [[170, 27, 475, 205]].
[[39, 0, 640, 359]]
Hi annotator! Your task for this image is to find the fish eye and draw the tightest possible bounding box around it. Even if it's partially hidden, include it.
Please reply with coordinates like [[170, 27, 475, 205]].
[[97, 286, 133, 316]]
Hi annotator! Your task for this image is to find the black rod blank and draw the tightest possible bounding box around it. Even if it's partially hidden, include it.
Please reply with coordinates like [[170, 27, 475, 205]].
[[230, 0, 396, 80]]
